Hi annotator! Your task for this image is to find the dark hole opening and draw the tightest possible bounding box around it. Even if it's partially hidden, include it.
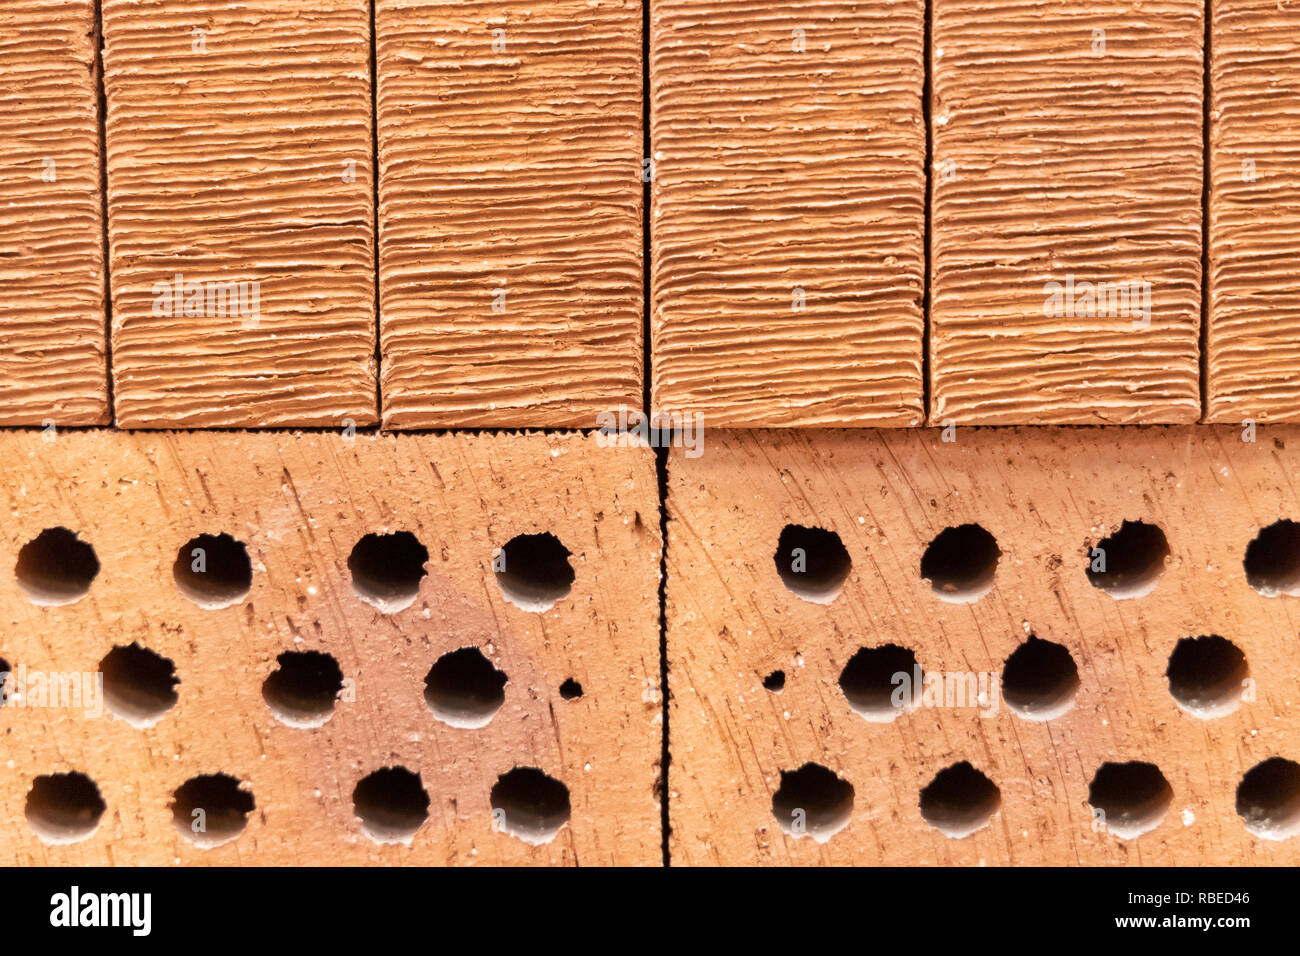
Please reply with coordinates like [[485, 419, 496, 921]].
[[1086, 520, 1169, 598], [773, 525, 851, 604], [920, 524, 999, 603], [919, 761, 1001, 838], [1166, 635, 1249, 719], [839, 644, 921, 721], [15, 527, 99, 606], [423, 647, 507, 728], [1088, 761, 1172, 839], [171, 773, 255, 849], [1236, 757, 1300, 841], [353, 767, 429, 844], [762, 670, 786, 693], [348, 531, 429, 613], [263, 650, 344, 727], [173, 533, 252, 609], [100, 643, 179, 728], [771, 762, 854, 843], [25, 772, 106, 844], [559, 678, 584, 700], [1243, 520, 1300, 597], [1002, 635, 1080, 721], [495, 533, 575, 612], [490, 767, 571, 845]]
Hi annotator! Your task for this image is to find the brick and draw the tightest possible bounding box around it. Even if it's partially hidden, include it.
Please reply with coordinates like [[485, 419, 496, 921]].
[[930, 1, 1203, 424], [0, 430, 661, 865], [668, 427, 1300, 864], [102, 0, 376, 428], [1207, 1, 1300, 422], [650, 0, 925, 427], [376, 0, 643, 428], [0, 1, 107, 425]]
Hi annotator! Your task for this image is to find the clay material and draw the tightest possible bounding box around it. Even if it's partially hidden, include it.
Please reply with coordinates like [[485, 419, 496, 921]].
[[930, 1, 1203, 424], [651, 0, 925, 427], [668, 427, 1300, 864], [0, 1, 108, 425], [376, 0, 643, 428], [102, 0, 376, 428]]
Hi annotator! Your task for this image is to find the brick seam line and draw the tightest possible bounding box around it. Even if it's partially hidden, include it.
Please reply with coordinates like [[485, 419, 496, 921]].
[[93, 0, 113, 423], [370, 0, 381, 423], [1200, 0, 1211, 420]]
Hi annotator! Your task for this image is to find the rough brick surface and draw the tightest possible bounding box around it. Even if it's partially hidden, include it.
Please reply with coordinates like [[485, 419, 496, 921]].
[[930, 1, 1203, 425], [650, 0, 925, 427], [1207, 1, 1300, 422], [668, 428, 1300, 864], [0, 430, 661, 865], [102, 0, 376, 428], [377, 0, 643, 429], [0, 1, 107, 425]]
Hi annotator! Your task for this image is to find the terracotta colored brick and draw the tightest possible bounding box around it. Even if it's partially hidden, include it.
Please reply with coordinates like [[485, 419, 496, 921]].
[[1207, 1, 1300, 422], [0, 1, 107, 425], [376, 0, 643, 428], [651, 0, 925, 427], [930, 1, 1202, 425], [668, 427, 1300, 864], [102, 1, 376, 428], [0, 430, 661, 865]]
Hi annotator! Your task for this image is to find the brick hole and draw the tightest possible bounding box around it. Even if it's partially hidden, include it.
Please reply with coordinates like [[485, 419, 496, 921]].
[[25, 771, 106, 844], [839, 644, 920, 721], [15, 527, 99, 606], [353, 767, 429, 845], [0, 655, 11, 706], [771, 762, 854, 843], [423, 647, 506, 728], [495, 532, 574, 612], [262, 650, 344, 728], [173, 532, 252, 609], [1086, 520, 1169, 599], [762, 669, 785, 693], [1166, 635, 1249, 719], [773, 524, 851, 604], [920, 523, 999, 603], [491, 767, 571, 845], [1001, 635, 1079, 721], [99, 643, 179, 728], [348, 531, 428, 613], [1243, 519, 1300, 596], [1087, 761, 1172, 839], [1236, 757, 1300, 841], [171, 773, 255, 849], [919, 761, 1001, 838], [559, 677, 584, 700]]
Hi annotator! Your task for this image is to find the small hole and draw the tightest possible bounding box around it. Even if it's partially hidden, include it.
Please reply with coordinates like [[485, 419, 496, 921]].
[[1243, 520, 1300, 596], [0, 656, 12, 706], [423, 647, 507, 728], [490, 767, 571, 844], [1166, 635, 1249, 719], [263, 650, 344, 728], [762, 670, 786, 693], [1236, 757, 1300, 841], [1087, 761, 1172, 839], [353, 766, 429, 844], [495, 532, 575, 612], [99, 643, 179, 728], [773, 524, 851, 604], [15, 527, 99, 606], [25, 772, 106, 844], [173, 533, 252, 609], [1001, 635, 1080, 721], [559, 678, 583, 700], [771, 763, 854, 843], [171, 773, 255, 849], [348, 531, 429, 613], [1086, 520, 1169, 598], [839, 644, 921, 721], [919, 761, 1001, 838], [920, 524, 999, 603]]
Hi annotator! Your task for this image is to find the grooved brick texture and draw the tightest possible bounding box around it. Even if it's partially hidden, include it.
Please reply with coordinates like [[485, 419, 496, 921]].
[[102, 0, 376, 429], [930, 1, 1203, 425], [1207, 0, 1300, 422], [0, 431, 661, 865], [668, 428, 1300, 864], [650, 0, 926, 427], [0, 1, 108, 425], [376, 0, 643, 429]]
